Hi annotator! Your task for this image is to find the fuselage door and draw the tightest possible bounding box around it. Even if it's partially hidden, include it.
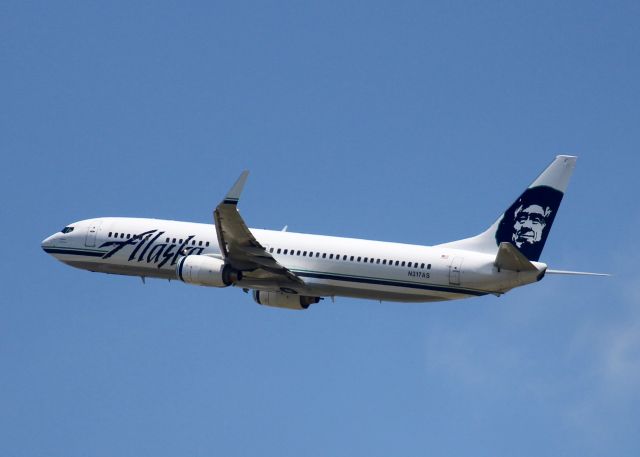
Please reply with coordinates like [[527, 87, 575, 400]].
[[449, 257, 463, 285], [85, 223, 98, 247]]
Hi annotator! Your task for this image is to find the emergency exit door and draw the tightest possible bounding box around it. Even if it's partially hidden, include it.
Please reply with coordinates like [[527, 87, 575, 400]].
[[449, 257, 463, 285], [85, 224, 98, 247]]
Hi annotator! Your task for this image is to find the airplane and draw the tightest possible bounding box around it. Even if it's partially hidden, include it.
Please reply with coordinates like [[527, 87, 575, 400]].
[[41, 155, 606, 310]]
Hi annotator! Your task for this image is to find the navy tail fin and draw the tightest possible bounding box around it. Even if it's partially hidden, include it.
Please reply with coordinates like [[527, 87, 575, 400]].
[[437, 155, 577, 261]]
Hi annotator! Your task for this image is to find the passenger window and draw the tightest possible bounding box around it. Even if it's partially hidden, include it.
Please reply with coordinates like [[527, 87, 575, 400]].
[[284, 249, 288, 254], [322, 253, 326, 258], [179, 239, 183, 244], [277, 248, 281, 254], [401, 261, 406, 267], [357, 257, 361, 262], [395, 261, 399, 266], [382, 259, 387, 265], [364, 257, 368, 263], [343, 255, 347, 260], [303, 251, 307, 256], [370, 258, 374, 263], [120, 233, 124, 238], [297, 250, 301, 255], [376, 259, 380, 264], [108, 232, 112, 237], [172, 238, 176, 243], [206, 242, 210, 247], [199, 241, 203, 246], [270, 248, 274, 253], [421, 263, 425, 269], [427, 264, 431, 269]]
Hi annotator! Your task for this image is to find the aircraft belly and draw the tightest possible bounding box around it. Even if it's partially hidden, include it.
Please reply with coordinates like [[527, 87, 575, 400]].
[[301, 277, 473, 303], [62, 258, 176, 280]]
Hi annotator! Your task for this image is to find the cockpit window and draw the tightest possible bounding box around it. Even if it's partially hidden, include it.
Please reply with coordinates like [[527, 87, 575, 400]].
[[61, 226, 75, 234]]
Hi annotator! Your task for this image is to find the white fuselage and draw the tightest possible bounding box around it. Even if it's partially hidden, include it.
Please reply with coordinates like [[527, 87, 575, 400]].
[[42, 217, 546, 303]]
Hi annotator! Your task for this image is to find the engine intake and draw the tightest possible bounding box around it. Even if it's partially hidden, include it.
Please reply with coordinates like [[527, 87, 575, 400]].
[[177, 255, 242, 287], [252, 290, 320, 310]]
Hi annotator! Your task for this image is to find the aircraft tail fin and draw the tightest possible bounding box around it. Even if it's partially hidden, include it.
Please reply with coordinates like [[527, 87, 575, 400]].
[[437, 155, 577, 261]]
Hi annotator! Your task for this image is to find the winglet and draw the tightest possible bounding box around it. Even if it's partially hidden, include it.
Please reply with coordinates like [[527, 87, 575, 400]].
[[223, 170, 249, 205], [494, 242, 538, 272]]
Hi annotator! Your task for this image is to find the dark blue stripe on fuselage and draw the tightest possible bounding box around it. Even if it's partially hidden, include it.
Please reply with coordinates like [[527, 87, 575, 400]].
[[294, 270, 488, 297], [43, 247, 105, 257], [43, 246, 488, 297]]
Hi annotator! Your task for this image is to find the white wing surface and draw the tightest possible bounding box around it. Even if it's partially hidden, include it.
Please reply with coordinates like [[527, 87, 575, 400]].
[[213, 171, 304, 288]]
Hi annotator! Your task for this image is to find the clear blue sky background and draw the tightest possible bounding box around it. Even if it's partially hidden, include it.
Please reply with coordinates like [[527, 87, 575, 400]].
[[2, 1, 639, 455]]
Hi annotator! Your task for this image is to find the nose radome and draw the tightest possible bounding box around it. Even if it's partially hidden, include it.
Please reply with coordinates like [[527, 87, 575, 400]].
[[41, 234, 56, 250]]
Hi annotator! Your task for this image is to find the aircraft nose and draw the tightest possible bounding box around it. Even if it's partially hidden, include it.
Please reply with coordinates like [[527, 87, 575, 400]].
[[41, 234, 57, 251]]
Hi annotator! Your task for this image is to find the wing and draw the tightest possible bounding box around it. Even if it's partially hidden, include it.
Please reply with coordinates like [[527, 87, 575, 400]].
[[213, 171, 304, 288]]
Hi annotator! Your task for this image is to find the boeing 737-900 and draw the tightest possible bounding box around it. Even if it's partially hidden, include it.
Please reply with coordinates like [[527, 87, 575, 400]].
[[41, 156, 605, 309]]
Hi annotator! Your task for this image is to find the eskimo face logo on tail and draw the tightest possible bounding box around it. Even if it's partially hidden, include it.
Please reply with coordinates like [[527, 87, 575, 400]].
[[495, 186, 564, 261], [513, 204, 551, 246]]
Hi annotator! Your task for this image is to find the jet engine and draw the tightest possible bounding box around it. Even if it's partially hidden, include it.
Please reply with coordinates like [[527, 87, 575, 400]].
[[177, 255, 242, 287], [252, 290, 320, 310]]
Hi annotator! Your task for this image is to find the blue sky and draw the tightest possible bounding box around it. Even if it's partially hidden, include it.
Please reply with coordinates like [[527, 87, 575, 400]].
[[2, 1, 639, 455]]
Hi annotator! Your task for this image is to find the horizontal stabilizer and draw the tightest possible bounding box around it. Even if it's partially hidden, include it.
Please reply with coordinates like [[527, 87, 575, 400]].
[[546, 269, 610, 276], [494, 242, 538, 272]]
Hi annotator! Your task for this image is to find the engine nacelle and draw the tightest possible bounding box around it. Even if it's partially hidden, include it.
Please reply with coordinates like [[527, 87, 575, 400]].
[[252, 290, 320, 310], [177, 255, 242, 287]]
